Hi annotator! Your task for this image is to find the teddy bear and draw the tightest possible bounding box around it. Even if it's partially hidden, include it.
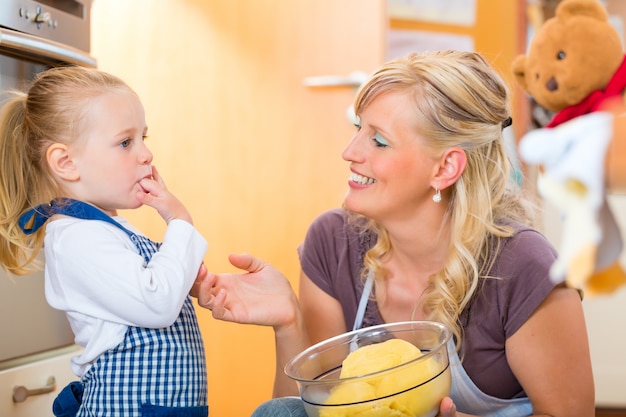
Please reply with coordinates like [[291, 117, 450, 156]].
[[511, 0, 626, 295]]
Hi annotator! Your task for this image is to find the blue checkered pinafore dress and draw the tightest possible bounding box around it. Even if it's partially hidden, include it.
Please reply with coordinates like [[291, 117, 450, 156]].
[[19, 199, 208, 417]]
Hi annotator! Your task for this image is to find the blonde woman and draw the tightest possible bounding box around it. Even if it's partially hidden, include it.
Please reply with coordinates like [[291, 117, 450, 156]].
[[200, 50, 594, 417]]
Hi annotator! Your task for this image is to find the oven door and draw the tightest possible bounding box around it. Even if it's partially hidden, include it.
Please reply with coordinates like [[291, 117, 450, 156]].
[[0, 255, 75, 368], [0, 26, 96, 69], [0, 29, 94, 369]]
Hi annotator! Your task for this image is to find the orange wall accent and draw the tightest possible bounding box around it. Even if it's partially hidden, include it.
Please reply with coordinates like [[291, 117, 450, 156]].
[[91, 1, 524, 415], [91, 1, 385, 416]]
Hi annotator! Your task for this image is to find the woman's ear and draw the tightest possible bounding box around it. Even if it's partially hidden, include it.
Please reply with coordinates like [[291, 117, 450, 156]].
[[47, 143, 79, 181], [432, 147, 467, 190]]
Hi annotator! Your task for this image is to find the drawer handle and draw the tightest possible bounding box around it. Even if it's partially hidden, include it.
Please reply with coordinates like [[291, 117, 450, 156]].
[[12, 376, 56, 403]]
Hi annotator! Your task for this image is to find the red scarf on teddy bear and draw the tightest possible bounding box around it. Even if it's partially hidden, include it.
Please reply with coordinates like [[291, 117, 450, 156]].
[[547, 55, 626, 128]]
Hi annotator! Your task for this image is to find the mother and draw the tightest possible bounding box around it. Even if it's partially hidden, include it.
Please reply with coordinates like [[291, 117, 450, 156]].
[[199, 50, 594, 417]]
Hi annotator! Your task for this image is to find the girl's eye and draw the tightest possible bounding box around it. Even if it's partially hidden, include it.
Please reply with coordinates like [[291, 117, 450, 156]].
[[373, 132, 389, 147], [142, 135, 149, 141], [120, 138, 131, 148]]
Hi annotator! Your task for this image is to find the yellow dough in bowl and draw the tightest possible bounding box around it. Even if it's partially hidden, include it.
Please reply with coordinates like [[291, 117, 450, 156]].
[[340, 339, 421, 378], [320, 338, 450, 417]]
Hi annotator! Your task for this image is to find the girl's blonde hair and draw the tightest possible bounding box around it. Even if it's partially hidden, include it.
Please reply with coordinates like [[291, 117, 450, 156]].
[[0, 65, 133, 275], [351, 50, 535, 349]]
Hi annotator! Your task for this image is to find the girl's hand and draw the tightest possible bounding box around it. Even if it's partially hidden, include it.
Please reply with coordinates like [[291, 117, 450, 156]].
[[137, 166, 193, 224], [197, 253, 299, 328], [189, 262, 208, 298]]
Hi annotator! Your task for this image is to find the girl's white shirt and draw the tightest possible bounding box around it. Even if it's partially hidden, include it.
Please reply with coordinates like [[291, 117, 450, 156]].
[[43, 216, 208, 377]]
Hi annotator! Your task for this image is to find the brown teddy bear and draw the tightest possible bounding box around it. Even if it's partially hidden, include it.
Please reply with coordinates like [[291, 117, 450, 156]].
[[512, 0, 626, 126], [512, 0, 626, 295]]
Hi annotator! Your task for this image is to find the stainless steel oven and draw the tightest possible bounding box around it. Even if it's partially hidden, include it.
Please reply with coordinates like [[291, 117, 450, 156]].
[[0, 0, 95, 369]]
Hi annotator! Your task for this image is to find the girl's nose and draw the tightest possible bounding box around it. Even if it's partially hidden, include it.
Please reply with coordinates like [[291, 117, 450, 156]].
[[139, 144, 153, 165]]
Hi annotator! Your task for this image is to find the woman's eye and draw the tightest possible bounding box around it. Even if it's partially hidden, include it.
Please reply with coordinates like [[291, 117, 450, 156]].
[[373, 132, 389, 147]]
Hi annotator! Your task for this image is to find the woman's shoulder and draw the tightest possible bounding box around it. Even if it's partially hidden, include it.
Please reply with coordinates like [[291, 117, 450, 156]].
[[500, 220, 557, 259], [306, 208, 351, 238], [306, 208, 373, 243], [484, 220, 559, 312], [310, 208, 349, 226]]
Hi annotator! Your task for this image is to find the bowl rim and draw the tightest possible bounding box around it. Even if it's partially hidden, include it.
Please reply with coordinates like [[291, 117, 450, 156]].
[[284, 320, 452, 384]]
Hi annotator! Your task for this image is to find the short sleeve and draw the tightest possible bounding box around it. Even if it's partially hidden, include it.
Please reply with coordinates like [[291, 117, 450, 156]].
[[460, 225, 561, 398], [298, 209, 375, 330], [493, 227, 559, 338], [298, 209, 351, 297]]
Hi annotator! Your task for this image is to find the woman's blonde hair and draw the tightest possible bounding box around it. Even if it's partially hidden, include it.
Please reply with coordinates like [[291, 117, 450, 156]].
[[0, 65, 133, 275], [351, 50, 535, 349]]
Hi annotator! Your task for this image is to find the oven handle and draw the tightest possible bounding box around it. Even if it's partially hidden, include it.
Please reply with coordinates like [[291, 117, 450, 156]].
[[0, 27, 96, 68]]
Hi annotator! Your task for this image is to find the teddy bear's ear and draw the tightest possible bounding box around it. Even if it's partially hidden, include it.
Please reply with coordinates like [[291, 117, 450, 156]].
[[556, 0, 608, 22], [511, 54, 528, 92]]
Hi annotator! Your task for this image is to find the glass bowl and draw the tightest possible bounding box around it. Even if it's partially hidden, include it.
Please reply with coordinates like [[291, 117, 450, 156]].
[[284, 321, 452, 417]]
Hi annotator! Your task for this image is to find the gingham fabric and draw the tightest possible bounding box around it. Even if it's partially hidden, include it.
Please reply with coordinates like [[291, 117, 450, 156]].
[[78, 295, 208, 416], [34, 199, 208, 417]]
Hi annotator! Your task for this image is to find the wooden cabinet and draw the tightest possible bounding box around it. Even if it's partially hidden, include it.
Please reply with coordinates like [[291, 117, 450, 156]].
[[0, 346, 79, 417]]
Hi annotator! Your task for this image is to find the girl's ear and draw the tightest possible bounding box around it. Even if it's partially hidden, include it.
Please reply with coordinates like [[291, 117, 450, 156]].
[[432, 147, 467, 190], [47, 143, 79, 181]]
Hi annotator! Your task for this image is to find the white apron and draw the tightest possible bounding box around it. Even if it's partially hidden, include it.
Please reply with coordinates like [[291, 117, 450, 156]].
[[353, 272, 532, 417]]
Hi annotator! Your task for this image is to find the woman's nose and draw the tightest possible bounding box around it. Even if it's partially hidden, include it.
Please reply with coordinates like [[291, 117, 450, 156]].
[[342, 134, 363, 162]]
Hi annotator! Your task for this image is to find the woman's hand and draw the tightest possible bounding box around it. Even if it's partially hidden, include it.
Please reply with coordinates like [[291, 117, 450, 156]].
[[198, 253, 309, 398], [197, 253, 299, 328], [439, 397, 457, 417], [438, 397, 475, 417]]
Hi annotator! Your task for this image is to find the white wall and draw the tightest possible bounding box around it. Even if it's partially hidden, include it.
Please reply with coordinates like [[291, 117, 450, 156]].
[[542, 195, 626, 407]]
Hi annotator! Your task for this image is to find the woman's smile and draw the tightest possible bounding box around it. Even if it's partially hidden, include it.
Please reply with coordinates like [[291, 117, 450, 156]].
[[349, 172, 376, 187]]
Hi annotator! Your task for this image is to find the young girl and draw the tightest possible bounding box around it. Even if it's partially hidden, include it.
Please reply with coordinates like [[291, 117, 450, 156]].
[[0, 66, 209, 417]]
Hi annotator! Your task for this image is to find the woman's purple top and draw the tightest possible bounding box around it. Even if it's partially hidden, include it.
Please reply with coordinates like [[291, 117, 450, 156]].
[[298, 208, 559, 399]]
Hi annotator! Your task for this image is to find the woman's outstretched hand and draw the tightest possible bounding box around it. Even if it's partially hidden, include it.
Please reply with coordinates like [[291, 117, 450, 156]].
[[196, 253, 299, 328]]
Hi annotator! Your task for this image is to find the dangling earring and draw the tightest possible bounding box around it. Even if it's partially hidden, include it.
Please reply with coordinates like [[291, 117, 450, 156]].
[[432, 188, 442, 203]]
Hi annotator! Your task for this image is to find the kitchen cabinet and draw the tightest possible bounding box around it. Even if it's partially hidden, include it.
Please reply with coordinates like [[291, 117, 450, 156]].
[[0, 346, 80, 417]]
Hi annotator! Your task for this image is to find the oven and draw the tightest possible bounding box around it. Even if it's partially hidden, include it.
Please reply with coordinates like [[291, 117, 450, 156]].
[[0, 1, 95, 415]]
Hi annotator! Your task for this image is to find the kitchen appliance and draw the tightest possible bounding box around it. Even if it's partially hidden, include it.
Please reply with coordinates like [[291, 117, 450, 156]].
[[0, 1, 95, 415]]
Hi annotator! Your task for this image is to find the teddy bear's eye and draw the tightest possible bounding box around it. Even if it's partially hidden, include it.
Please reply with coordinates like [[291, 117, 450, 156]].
[[557, 51, 566, 60]]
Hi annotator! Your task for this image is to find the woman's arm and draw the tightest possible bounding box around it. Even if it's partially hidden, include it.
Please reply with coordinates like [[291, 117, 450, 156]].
[[299, 271, 347, 345], [197, 253, 310, 396], [506, 285, 595, 417], [198, 253, 349, 397], [438, 285, 594, 417]]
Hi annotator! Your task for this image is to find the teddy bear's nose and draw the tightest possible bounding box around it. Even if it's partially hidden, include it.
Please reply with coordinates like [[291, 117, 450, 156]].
[[546, 76, 558, 92]]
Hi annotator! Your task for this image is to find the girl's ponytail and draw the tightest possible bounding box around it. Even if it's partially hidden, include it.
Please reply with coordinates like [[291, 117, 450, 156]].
[[0, 92, 45, 275]]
